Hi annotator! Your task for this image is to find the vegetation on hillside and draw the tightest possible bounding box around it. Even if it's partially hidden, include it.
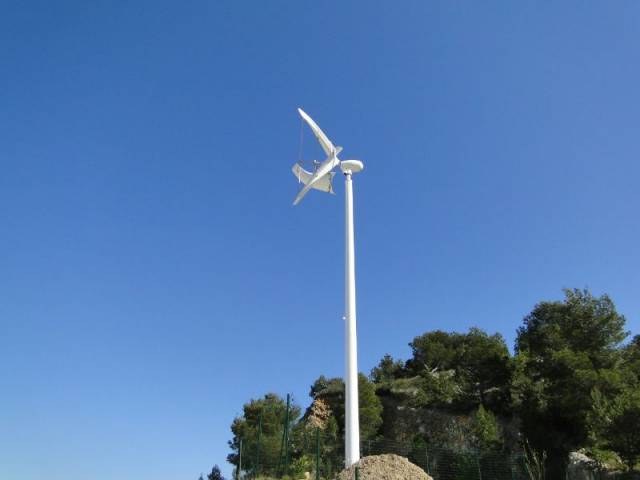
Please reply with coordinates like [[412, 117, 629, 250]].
[[226, 289, 639, 478]]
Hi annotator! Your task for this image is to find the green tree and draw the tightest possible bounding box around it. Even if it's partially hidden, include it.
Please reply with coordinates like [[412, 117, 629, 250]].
[[359, 373, 384, 440], [295, 409, 341, 477], [372, 329, 513, 448], [309, 373, 383, 441], [590, 387, 640, 471], [207, 465, 225, 480], [472, 404, 502, 452], [513, 289, 628, 477], [623, 335, 640, 381], [227, 393, 301, 477], [605, 390, 640, 471], [406, 328, 513, 412], [371, 354, 404, 384]]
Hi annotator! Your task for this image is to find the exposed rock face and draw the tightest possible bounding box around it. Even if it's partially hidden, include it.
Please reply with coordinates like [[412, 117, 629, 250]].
[[567, 452, 597, 480], [306, 398, 332, 430], [566, 451, 633, 480], [336, 454, 433, 480]]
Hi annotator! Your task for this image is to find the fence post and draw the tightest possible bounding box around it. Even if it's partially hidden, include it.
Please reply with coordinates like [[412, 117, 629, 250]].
[[315, 427, 321, 480], [278, 394, 291, 478], [284, 401, 290, 474], [355, 466, 360, 480], [255, 413, 262, 478], [425, 447, 430, 475], [238, 438, 243, 480], [284, 394, 291, 475], [476, 453, 482, 480]]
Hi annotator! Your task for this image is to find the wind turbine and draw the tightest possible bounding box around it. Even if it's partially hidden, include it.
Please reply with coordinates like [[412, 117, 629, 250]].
[[291, 108, 364, 467]]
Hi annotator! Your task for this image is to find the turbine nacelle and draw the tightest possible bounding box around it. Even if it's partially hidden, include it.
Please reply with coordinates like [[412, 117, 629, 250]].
[[340, 160, 364, 174]]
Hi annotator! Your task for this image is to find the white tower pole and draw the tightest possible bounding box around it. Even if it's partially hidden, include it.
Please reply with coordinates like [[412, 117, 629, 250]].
[[342, 160, 363, 467]]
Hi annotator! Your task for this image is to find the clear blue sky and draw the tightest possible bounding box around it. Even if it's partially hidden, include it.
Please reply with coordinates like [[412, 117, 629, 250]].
[[1, 2, 639, 479]]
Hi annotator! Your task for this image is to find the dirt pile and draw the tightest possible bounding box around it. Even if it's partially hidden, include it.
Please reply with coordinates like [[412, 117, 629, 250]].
[[336, 454, 433, 480]]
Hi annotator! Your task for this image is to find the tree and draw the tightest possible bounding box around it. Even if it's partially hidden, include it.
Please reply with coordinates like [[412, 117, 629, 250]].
[[590, 387, 640, 471], [308, 373, 383, 441], [623, 335, 640, 381], [370, 329, 513, 449], [227, 393, 301, 477], [298, 396, 341, 476], [207, 465, 225, 480], [406, 328, 513, 412], [605, 390, 640, 471], [370, 354, 404, 384], [358, 373, 384, 440], [513, 289, 628, 477], [472, 404, 502, 452]]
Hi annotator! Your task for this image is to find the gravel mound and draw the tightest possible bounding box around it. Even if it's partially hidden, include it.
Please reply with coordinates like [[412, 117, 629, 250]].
[[336, 454, 433, 480]]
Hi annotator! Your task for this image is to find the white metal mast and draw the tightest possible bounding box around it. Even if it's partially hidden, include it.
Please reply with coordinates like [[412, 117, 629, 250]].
[[341, 160, 364, 467]]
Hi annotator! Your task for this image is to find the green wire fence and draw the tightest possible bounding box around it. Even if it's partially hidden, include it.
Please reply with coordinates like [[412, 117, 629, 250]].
[[233, 426, 538, 480], [230, 395, 639, 480]]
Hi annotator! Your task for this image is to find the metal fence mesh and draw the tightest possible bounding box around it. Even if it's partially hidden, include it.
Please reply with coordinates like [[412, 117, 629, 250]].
[[234, 429, 537, 480], [233, 429, 639, 480]]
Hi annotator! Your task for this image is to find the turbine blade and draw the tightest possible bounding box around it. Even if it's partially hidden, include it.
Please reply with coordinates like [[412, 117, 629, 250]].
[[293, 185, 311, 205], [298, 108, 336, 157]]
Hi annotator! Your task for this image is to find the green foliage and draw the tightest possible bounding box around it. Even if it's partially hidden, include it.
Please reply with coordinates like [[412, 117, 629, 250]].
[[319, 416, 341, 476], [373, 376, 422, 444], [309, 376, 344, 425], [522, 440, 546, 480], [227, 393, 301, 477], [472, 405, 502, 452], [429, 449, 481, 480], [288, 454, 313, 479], [421, 410, 475, 450], [415, 368, 462, 407], [358, 373, 384, 440], [372, 328, 513, 451], [309, 373, 382, 441], [370, 354, 404, 384], [407, 328, 513, 412], [516, 289, 627, 359], [584, 446, 625, 473], [224, 288, 637, 480], [623, 335, 640, 382], [207, 465, 225, 480], [590, 387, 640, 471], [513, 289, 628, 475]]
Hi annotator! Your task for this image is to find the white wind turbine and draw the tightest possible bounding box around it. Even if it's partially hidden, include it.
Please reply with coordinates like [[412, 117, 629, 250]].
[[291, 108, 364, 467]]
